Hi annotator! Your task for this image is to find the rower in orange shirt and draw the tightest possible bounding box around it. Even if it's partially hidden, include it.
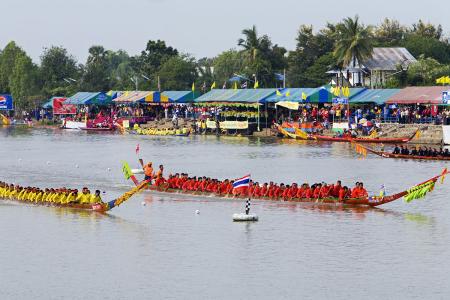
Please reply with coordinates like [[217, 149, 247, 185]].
[[252, 182, 261, 198], [154, 165, 165, 187], [358, 182, 368, 197], [260, 183, 268, 198], [351, 182, 360, 198], [339, 186, 349, 200], [288, 183, 298, 199], [319, 183, 331, 198], [143, 162, 154, 182]]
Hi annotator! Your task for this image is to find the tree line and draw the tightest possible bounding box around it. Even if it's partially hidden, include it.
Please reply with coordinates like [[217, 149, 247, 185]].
[[1, 16, 450, 110]]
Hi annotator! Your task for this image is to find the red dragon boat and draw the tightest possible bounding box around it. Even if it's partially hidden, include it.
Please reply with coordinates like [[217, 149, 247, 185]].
[[122, 162, 448, 207]]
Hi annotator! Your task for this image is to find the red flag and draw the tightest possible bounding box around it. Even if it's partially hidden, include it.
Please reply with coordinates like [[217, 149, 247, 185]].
[[135, 144, 140, 155]]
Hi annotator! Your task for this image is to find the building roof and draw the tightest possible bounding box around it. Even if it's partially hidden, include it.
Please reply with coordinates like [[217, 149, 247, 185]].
[[386, 86, 448, 104], [362, 47, 416, 71], [194, 89, 276, 103], [350, 89, 401, 105], [65, 92, 111, 105]]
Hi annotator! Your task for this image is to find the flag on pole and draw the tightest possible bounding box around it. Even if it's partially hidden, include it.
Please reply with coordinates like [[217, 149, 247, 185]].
[[222, 81, 227, 89], [254, 80, 259, 89], [211, 81, 216, 90], [233, 175, 251, 191], [191, 82, 195, 92], [285, 90, 291, 97], [135, 144, 140, 155], [276, 89, 282, 96], [233, 82, 238, 90], [301, 92, 307, 101], [241, 82, 248, 89], [440, 168, 447, 184]]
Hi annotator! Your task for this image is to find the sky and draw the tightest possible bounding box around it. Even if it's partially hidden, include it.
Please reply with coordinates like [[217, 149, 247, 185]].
[[1, 0, 449, 63]]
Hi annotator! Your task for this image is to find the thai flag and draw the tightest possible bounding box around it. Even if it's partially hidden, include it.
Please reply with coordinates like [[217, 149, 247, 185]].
[[233, 175, 251, 189]]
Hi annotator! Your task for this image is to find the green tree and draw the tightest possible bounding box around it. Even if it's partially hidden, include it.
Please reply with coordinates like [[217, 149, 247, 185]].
[[80, 45, 111, 91], [411, 20, 443, 40], [402, 34, 450, 64], [374, 18, 406, 46], [212, 50, 245, 87], [405, 55, 443, 85], [39, 46, 79, 96], [304, 53, 336, 86], [134, 40, 178, 79], [10, 53, 39, 110], [0, 41, 27, 93], [157, 55, 197, 90]]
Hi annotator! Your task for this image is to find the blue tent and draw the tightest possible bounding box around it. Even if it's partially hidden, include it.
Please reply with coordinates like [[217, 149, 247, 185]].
[[65, 92, 111, 105]]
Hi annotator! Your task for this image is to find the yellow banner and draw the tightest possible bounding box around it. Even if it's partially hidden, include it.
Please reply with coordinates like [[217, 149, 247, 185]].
[[206, 120, 249, 129]]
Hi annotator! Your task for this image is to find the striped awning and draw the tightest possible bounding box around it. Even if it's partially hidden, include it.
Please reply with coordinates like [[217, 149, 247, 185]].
[[113, 91, 171, 103]]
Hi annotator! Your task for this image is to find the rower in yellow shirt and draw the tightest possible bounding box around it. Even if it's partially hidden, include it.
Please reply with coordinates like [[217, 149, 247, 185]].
[[90, 190, 103, 204], [76, 187, 91, 204]]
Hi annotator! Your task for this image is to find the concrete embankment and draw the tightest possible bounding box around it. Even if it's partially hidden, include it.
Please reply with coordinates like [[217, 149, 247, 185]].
[[379, 124, 443, 145]]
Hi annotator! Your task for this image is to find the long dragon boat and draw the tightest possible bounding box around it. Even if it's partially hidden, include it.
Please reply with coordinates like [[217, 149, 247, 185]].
[[0, 180, 149, 212], [356, 144, 450, 161], [276, 124, 416, 144], [122, 162, 448, 207]]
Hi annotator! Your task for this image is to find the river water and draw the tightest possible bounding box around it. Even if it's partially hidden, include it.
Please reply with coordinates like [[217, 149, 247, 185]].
[[1, 127, 449, 299]]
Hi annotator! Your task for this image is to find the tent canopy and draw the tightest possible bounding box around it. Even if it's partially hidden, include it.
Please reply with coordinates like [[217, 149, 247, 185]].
[[350, 89, 401, 105], [113, 91, 172, 103], [65, 92, 111, 105], [162, 91, 199, 103], [264, 88, 317, 103], [194, 89, 276, 103], [386, 86, 448, 104]]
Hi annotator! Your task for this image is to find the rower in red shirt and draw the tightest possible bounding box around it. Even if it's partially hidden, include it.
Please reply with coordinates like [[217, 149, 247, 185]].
[[319, 184, 330, 198], [358, 183, 368, 197], [339, 186, 348, 200], [281, 185, 291, 200], [252, 183, 261, 198], [313, 184, 321, 198], [287, 183, 298, 199], [332, 180, 342, 197], [351, 182, 360, 198], [275, 184, 285, 199], [260, 183, 268, 198]]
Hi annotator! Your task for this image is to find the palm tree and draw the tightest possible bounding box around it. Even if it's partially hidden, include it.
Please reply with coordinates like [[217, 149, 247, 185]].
[[87, 46, 106, 65], [238, 25, 263, 62], [237, 25, 273, 86], [334, 16, 373, 86]]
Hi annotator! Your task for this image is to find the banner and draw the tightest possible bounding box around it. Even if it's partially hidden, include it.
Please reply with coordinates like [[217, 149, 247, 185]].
[[443, 91, 450, 104], [53, 97, 76, 115], [0, 94, 13, 110], [332, 97, 348, 104], [206, 120, 249, 130]]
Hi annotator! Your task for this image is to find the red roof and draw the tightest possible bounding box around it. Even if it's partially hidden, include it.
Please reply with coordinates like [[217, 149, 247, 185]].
[[386, 86, 448, 104]]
